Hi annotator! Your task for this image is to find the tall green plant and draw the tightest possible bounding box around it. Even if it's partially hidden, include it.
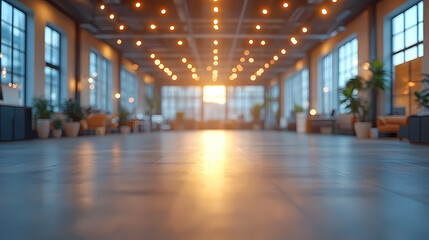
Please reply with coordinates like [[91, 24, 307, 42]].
[[33, 97, 53, 119], [119, 107, 129, 126], [250, 103, 262, 123], [414, 74, 429, 109], [62, 99, 83, 122], [340, 76, 369, 122], [367, 60, 389, 124]]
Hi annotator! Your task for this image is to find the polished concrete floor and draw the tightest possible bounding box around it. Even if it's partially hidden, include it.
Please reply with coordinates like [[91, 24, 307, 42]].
[[1, 131, 429, 240]]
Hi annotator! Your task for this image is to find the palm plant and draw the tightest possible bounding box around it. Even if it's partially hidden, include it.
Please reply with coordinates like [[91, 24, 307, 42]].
[[367, 60, 389, 124], [340, 76, 369, 122], [62, 99, 83, 122], [414, 74, 429, 109], [250, 103, 262, 124], [33, 97, 53, 119]]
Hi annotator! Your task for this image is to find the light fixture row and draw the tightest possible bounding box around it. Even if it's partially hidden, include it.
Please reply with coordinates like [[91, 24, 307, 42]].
[[181, 58, 200, 81], [150, 54, 178, 81]]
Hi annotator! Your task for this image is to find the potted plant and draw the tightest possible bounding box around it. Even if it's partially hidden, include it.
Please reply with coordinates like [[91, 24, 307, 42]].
[[414, 74, 429, 115], [52, 118, 63, 138], [145, 93, 159, 132], [119, 107, 130, 134], [33, 97, 53, 139], [340, 76, 371, 138], [62, 99, 83, 137], [294, 104, 306, 133], [175, 111, 185, 130], [250, 103, 262, 130], [367, 60, 389, 124]]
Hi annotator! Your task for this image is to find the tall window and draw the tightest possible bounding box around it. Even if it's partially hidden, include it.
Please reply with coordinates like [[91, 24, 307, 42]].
[[338, 38, 358, 113], [318, 54, 333, 114], [44, 26, 61, 110], [161, 86, 201, 121], [89, 50, 112, 112], [392, 1, 424, 66], [1, 1, 26, 105], [285, 68, 309, 119], [120, 68, 138, 114], [227, 86, 264, 121]]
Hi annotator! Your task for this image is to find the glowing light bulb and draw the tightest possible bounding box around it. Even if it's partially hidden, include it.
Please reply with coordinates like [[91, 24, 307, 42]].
[[262, 9, 268, 15], [283, 2, 289, 8], [213, 40, 219, 45], [150, 53, 156, 59], [302, 27, 308, 33], [177, 40, 183, 46], [291, 37, 298, 45], [182, 58, 187, 63], [161, 9, 167, 15], [100, 4, 105, 10], [322, 8, 328, 15], [249, 39, 254, 45], [281, 49, 287, 54], [115, 93, 121, 99], [150, 24, 157, 30], [119, 24, 125, 30], [256, 25, 261, 30], [135, 2, 141, 8], [117, 39, 122, 45], [214, 7, 219, 13], [170, 25, 175, 31], [136, 40, 142, 46], [261, 40, 266, 46], [109, 13, 115, 20]]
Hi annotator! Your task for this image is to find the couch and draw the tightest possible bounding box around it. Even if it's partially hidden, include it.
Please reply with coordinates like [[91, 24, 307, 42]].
[[376, 115, 409, 134]]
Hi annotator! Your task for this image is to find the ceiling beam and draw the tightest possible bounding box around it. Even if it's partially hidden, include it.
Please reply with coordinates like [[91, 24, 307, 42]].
[[172, 0, 203, 71], [95, 33, 328, 40], [226, 0, 249, 76], [124, 52, 306, 59]]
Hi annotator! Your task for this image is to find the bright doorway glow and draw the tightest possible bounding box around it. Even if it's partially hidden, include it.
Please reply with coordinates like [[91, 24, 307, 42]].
[[203, 85, 226, 104]]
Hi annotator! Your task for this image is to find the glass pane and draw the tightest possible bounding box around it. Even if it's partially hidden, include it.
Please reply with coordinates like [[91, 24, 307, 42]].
[[0, 44, 12, 71], [52, 30, 60, 48], [405, 46, 418, 62], [392, 13, 404, 35], [1, 22, 12, 45], [393, 52, 404, 66], [405, 6, 417, 29], [1, 2, 12, 24], [418, 1, 423, 22], [418, 23, 423, 42], [392, 33, 404, 52], [45, 27, 52, 45], [45, 66, 51, 100], [13, 50, 25, 75], [405, 26, 418, 47], [418, 44, 424, 57], [45, 45, 52, 63], [52, 48, 60, 66], [13, 29, 25, 50], [13, 8, 26, 30]]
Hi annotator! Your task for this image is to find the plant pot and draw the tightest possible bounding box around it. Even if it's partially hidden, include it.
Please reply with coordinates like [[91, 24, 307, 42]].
[[95, 127, 106, 136], [64, 122, 80, 137], [36, 119, 51, 139], [120, 125, 131, 134], [354, 122, 372, 138], [52, 129, 62, 138], [252, 123, 261, 130], [296, 112, 307, 133]]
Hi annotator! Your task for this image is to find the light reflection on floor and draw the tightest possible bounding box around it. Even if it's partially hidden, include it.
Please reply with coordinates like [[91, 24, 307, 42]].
[[1, 131, 429, 239]]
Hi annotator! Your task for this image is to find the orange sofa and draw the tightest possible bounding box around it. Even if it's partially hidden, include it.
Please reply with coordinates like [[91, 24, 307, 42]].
[[376, 115, 409, 134]]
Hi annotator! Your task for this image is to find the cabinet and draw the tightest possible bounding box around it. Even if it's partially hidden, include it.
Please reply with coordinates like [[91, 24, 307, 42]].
[[409, 116, 429, 144], [0, 105, 32, 141]]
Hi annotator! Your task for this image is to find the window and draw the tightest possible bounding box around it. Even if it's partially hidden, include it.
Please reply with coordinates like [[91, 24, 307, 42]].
[[1, 1, 26, 105], [161, 86, 201, 121], [391, 1, 424, 66], [318, 54, 333, 114], [227, 86, 264, 121], [44, 26, 61, 110], [89, 50, 112, 112], [285, 68, 309, 119], [120, 68, 138, 114], [338, 38, 358, 113]]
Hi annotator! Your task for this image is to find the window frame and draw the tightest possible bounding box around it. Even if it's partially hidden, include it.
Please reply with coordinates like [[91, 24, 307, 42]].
[[44, 25, 61, 110], [89, 49, 112, 113], [0, 0, 27, 105], [390, 1, 424, 67]]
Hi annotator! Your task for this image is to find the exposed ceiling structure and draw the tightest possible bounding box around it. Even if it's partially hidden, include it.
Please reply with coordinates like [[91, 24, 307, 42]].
[[49, 0, 375, 85]]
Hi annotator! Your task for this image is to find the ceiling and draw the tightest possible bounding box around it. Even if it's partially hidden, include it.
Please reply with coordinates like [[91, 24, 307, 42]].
[[48, 0, 375, 86]]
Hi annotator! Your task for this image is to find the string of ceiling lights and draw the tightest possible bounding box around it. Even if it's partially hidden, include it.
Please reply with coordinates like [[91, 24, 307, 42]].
[[211, 0, 220, 81], [97, 0, 340, 82]]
